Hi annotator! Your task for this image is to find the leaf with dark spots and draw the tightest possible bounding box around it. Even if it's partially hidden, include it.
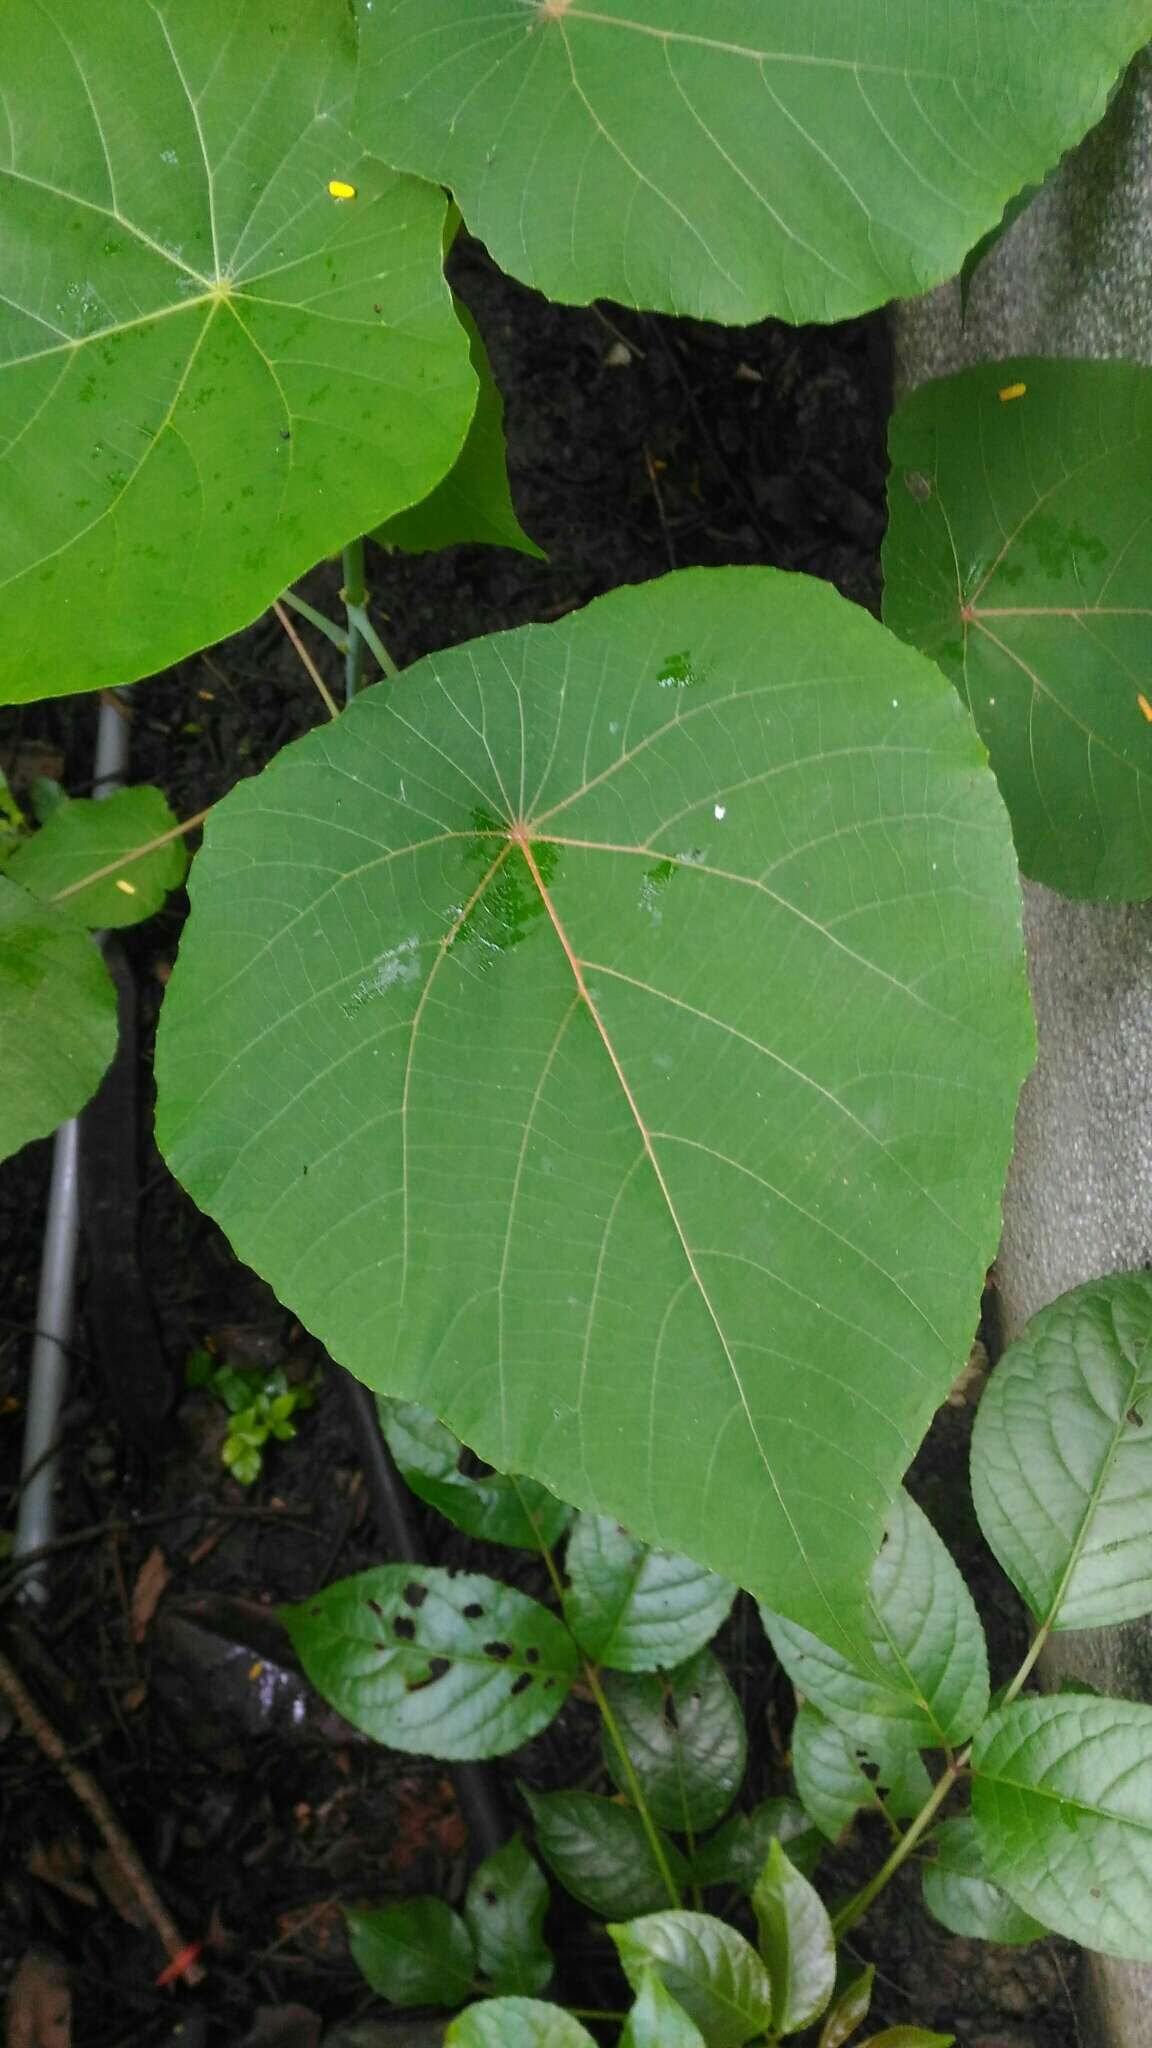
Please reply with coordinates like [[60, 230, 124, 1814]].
[[282, 1565, 575, 1759]]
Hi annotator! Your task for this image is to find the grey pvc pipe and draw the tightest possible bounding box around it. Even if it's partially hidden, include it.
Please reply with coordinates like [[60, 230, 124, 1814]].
[[12, 697, 130, 1599]]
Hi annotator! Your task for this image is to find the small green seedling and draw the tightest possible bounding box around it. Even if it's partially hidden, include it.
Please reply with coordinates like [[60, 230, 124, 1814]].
[[185, 1348, 319, 1488]]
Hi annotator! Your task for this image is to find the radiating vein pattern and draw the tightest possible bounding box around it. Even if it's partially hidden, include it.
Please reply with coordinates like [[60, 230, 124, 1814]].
[[885, 358, 1152, 899], [353, 0, 1150, 324], [0, 0, 474, 704], [156, 568, 1033, 1638]]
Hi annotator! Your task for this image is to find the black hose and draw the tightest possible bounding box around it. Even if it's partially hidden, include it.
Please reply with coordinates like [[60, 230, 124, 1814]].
[[334, 1367, 507, 1863]]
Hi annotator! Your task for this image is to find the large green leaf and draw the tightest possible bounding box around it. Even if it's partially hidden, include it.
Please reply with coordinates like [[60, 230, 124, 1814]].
[[752, 1841, 836, 2036], [0, 875, 117, 1161], [447, 2001, 595, 2048], [352, 0, 1147, 327], [971, 1272, 1152, 1632], [0, 0, 474, 706], [762, 1491, 989, 1751], [523, 1786, 686, 1919], [156, 567, 1032, 1643], [3, 787, 187, 928], [465, 1835, 553, 1998], [603, 1653, 746, 1832], [884, 359, 1152, 899], [791, 1702, 932, 1844], [564, 1517, 734, 1673], [374, 304, 543, 560], [921, 1817, 1047, 1946], [972, 1696, 1152, 1961], [609, 1910, 773, 2048], [281, 1563, 575, 1758], [379, 1396, 571, 1551], [345, 1897, 475, 2007]]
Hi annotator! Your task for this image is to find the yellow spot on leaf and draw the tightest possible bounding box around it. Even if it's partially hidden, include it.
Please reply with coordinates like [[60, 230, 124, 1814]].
[[248, 1661, 264, 1681], [328, 179, 357, 200], [115, 878, 137, 895], [998, 382, 1027, 403], [1138, 694, 1152, 722]]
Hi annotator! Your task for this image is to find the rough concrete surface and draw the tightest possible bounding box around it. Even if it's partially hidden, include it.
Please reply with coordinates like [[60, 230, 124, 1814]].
[[894, 51, 1152, 2048]]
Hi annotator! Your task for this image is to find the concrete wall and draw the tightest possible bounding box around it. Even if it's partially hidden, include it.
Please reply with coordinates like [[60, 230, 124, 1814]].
[[894, 54, 1152, 2048]]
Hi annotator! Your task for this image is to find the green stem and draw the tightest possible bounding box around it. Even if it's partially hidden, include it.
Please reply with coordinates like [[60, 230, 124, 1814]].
[[513, 1484, 682, 1914], [346, 600, 399, 681], [342, 537, 367, 702], [831, 1749, 968, 1941], [279, 587, 348, 654]]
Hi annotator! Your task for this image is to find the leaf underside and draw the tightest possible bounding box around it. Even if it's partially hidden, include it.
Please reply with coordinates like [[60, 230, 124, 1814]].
[[352, 0, 1149, 325], [0, 0, 474, 705], [884, 358, 1152, 899], [157, 567, 1032, 1643]]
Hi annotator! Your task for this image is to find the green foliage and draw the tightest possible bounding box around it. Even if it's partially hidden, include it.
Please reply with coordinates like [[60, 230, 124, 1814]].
[[447, 2001, 596, 2047], [971, 1271, 1152, 1631], [884, 358, 1152, 898], [971, 1695, 1152, 1961], [609, 1910, 773, 2047], [0, 874, 116, 1162], [751, 1841, 836, 2035], [921, 1818, 1046, 1946], [602, 1653, 747, 1832], [465, 1836, 553, 1998], [690, 1800, 822, 1890], [352, 0, 1147, 326], [345, 1896, 474, 2007], [377, 1397, 570, 1551], [187, 1348, 318, 1486], [282, 1564, 576, 1757], [374, 304, 543, 559], [564, 1518, 735, 1673], [762, 1492, 989, 1751], [620, 1970, 706, 2046], [2, 786, 187, 928], [818, 1968, 875, 2048], [523, 1785, 687, 1919], [0, 0, 476, 706], [155, 567, 1032, 1646], [790, 1703, 932, 1844]]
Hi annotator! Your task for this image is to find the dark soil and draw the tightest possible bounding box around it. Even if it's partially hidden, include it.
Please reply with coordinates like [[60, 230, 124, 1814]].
[[0, 242, 1079, 2047]]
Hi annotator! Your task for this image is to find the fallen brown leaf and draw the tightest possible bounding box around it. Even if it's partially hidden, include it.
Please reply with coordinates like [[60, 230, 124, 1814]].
[[129, 1546, 170, 1643], [6, 1948, 71, 2048]]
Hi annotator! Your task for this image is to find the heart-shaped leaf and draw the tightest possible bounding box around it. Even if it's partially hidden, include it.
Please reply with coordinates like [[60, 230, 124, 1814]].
[[375, 304, 543, 560], [921, 1817, 1046, 1945], [523, 1786, 686, 1919], [379, 1396, 571, 1551], [691, 1800, 822, 1890], [156, 567, 1031, 1642], [791, 1702, 932, 1844], [0, 875, 117, 1161], [621, 1971, 706, 2047], [603, 1652, 746, 1832], [564, 1518, 734, 1673], [884, 359, 1152, 898], [972, 1695, 1152, 1961], [4, 787, 187, 928], [752, 1840, 836, 2035], [447, 2001, 596, 2047], [0, 0, 475, 706], [465, 1835, 553, 1998], [609, 1910, 773, 2048], [345, 1897, 475, 2006], [281, 1564, 575, 1757], [971, 1271, 1152, 1632], [762, 1491, 989, 1750], [353, 1, 1147, 327]]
